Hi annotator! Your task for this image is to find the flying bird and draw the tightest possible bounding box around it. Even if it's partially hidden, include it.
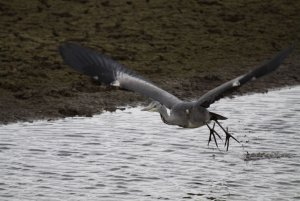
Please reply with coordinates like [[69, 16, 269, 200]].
[[59, 42, 294, 150]]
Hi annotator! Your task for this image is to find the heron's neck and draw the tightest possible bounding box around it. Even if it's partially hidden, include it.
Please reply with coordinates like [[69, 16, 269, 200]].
[[158, 106, 172, 125]]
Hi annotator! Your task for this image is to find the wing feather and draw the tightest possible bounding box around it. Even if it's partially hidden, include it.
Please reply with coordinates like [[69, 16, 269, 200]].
[[59, 42, 182, 108], [196, 45, 295, 108]]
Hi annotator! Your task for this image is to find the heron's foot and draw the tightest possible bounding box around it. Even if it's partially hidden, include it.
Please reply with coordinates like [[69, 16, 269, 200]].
[[223, 127, 240, 151], [206, 123, 222, 148], [215, 120, 240, 151]]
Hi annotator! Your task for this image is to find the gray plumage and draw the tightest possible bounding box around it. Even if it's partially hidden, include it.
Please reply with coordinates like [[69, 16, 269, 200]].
[[59, 42, 294, 150]]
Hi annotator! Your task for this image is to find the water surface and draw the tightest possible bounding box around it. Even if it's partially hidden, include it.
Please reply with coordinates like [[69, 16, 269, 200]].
[[1, 86, 300, 201]]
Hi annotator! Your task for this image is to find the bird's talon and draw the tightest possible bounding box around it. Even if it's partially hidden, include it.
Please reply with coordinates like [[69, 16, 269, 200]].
[[215, 120, 239, 151], [206, 123, 220, 148]]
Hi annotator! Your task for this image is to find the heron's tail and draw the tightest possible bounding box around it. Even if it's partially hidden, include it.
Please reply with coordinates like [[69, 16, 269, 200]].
[[209, 112, 227, 120]]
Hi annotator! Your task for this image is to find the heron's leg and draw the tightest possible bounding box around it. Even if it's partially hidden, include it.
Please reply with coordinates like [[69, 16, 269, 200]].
[[206, 123, 222, 148], [215, 120, 240, 151]]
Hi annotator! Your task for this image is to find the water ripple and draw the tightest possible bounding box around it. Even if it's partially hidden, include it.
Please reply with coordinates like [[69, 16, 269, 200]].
[[0, 86, 300, 200]]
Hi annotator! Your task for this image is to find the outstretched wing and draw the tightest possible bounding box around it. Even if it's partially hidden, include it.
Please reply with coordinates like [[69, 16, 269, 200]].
[[196, 45, 295, 108], [59, 42, 182, 108]]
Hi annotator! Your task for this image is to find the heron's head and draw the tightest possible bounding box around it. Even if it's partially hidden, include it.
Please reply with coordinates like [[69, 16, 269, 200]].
[[141, 101, 162, 112]]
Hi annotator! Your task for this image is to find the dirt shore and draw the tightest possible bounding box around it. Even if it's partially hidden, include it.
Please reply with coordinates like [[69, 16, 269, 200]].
[[1, 0, 300, 124]]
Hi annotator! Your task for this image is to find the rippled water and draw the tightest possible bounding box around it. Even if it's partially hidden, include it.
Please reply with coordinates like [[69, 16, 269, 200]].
[[1, 86, 300, 201]]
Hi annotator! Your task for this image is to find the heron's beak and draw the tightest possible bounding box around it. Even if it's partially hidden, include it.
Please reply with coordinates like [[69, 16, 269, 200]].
[[141, 104, 157, 112]]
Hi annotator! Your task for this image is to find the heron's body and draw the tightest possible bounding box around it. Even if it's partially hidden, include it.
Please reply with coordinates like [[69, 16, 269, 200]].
[[59, 42, 294, 150], [157, 102, 210, 128]]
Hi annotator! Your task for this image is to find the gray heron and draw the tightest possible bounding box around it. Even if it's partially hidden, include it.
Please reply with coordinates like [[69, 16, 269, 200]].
[[59, 42, 294, 150]]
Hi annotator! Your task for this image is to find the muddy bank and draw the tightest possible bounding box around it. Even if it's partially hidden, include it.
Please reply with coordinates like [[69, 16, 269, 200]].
[[0, 0, 300, 124]]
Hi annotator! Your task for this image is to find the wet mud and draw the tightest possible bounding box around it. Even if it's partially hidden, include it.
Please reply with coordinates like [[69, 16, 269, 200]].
[[0, 0, 300, 124]]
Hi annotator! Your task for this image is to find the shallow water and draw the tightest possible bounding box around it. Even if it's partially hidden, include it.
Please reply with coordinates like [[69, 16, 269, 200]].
[[1, 86, 300, 201]]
